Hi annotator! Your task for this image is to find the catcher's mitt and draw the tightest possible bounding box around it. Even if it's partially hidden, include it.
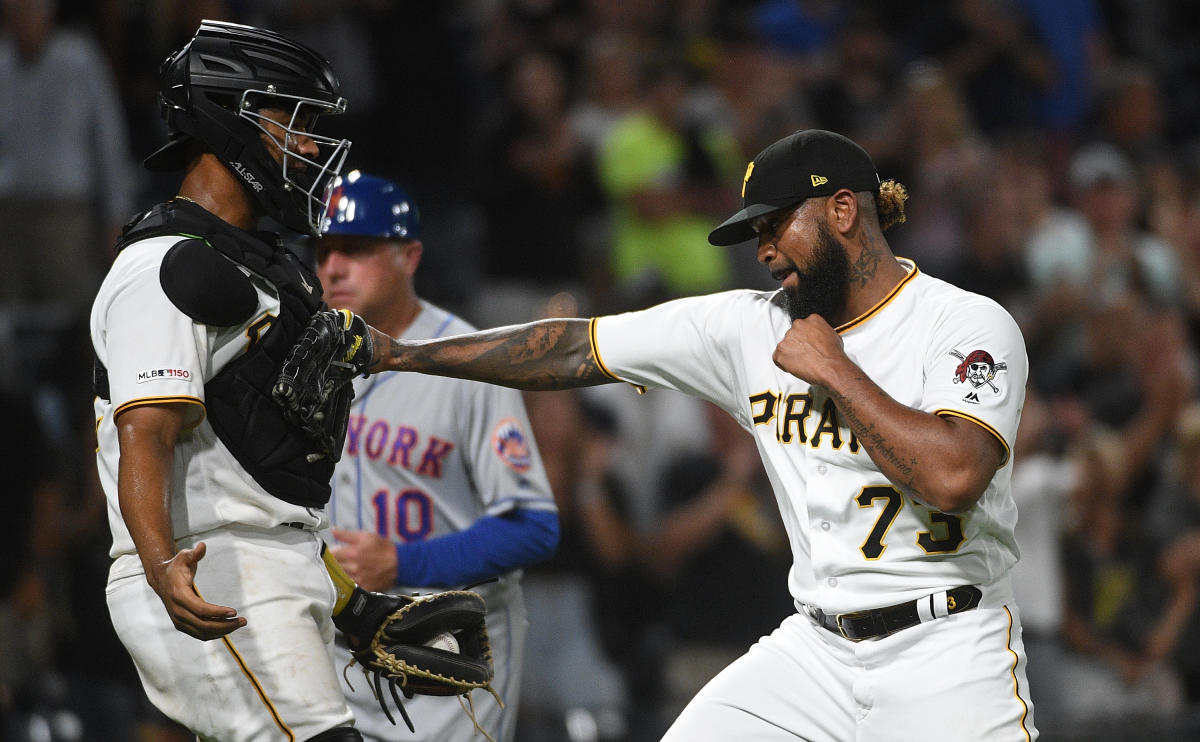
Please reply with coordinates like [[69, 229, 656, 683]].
[[334, 586, 496, 735], [272, 309, 374, 461]]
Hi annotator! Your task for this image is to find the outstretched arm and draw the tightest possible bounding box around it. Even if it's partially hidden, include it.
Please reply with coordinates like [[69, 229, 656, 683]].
[[367, 318, 614, 391]]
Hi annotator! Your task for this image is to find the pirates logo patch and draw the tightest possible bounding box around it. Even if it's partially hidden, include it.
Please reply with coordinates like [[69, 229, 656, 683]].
[[949, 348, 1007, 403], [492, 417, 532, 472]]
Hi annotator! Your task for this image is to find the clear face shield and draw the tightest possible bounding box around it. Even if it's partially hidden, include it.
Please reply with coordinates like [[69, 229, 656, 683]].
[[240, 88, 352, 235]]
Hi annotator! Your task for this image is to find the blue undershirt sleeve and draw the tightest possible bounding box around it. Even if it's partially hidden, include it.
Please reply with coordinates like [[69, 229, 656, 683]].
[[393, 508, 560, 588]]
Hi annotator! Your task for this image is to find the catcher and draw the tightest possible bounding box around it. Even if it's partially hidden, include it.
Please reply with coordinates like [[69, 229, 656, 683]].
[[92, 20, 490, 742]]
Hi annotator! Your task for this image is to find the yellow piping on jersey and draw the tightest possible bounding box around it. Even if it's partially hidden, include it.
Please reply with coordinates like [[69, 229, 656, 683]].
[[113, 396, 207, 431], [193, 584, 297, 741], [588, 317, 646, 394], [1004, 605, 1034, 742], [932, 409, 1011, 465], [835, 258, 919, 334]]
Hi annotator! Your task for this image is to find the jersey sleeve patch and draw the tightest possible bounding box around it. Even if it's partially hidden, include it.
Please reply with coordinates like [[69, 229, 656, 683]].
[[160, 238, 258, 326], [948, 347, 1009, 404], [492, 417, 533, 473]]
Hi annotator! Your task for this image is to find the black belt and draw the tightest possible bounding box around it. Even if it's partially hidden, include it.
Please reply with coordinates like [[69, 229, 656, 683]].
[[808, 585, 982, 642]]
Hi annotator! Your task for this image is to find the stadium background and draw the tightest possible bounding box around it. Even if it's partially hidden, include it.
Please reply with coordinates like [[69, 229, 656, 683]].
[[6, 1, 1200, 740]]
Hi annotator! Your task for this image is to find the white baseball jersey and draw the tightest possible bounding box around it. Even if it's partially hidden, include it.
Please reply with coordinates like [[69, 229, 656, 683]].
[[326, 298, 556, 742], [593, 259, 1036, 740], [593, 259, 1026, 614], [92, 235, 325, 567], [92, 234, 351, 740]]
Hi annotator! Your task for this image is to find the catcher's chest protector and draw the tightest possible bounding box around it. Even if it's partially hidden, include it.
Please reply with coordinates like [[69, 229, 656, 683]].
[[110, 200, 335, 508]]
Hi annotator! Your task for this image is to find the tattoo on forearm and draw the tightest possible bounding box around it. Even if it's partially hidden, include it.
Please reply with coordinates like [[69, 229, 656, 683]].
[[386, 319, 606, 391], [832, 388, 920, 494]]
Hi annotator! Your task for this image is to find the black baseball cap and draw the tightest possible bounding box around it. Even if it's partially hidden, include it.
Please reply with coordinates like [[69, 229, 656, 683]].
[[708, 129, 881, 246]]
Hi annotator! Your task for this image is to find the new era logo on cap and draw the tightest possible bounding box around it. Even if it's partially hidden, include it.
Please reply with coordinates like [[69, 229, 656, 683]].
[[709, 129, 881, 246]]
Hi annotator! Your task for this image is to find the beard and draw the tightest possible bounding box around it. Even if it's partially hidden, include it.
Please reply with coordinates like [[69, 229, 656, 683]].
[[780, 222, 850, 323]]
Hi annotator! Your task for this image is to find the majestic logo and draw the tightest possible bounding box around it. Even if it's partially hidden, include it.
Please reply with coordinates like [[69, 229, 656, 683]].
[[810, 174, 829, 187], [298, 273, 314, 294], [950, 349, 1007, 397], [230, 161, 264, 192], [136, 368, 191, 383], [492, 418, 532, 473]]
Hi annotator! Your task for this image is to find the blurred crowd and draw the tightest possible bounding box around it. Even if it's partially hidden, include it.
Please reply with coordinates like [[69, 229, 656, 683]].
[[6, 0, 1200, 740]]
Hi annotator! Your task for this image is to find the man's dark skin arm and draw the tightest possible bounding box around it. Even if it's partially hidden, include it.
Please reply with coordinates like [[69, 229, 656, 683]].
[[366, 318, 614, 391]]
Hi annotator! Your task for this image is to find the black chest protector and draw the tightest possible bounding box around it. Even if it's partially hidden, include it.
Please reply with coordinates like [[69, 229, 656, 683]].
[[106, 200, 334, 508]]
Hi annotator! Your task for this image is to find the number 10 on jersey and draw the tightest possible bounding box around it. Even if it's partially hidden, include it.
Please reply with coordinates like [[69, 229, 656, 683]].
[[371, 488, 434, 542]]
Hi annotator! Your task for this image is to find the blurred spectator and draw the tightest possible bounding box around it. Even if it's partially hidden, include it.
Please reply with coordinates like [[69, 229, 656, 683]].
[[931, 0, 1054, 137], [707, 38, 812, 166], [880, 60, 994, 280], [518, 389, 640, 742], [643, 401, 793, 731], [1011, 0, 1109, 182], [476, 48, 606, 289], [1088, 61, 1167, 168], [594, 52, 741, 298], [805, 12, 893, 147], [1034, 144, 1181, 310], [1008, 388, 1080, 733], [942, 141, 1035, 313], [749, 0, 844, 60], [0, 390, 63, 724], [580, 383, 712, 536], [570, 32, 646, 157], [1055, 426, 1189, 728], [0, 0, 135, 313]]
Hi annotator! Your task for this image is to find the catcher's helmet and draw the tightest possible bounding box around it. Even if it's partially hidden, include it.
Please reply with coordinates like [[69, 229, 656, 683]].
[[322, 170, 421, 240], [146, 19, 352, 236]]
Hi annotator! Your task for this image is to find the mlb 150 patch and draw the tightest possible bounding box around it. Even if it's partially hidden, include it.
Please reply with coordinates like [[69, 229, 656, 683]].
[[136, 368, 192, 383]]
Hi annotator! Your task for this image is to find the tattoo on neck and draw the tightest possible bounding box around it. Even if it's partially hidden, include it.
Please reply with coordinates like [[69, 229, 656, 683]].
[[850, 231, 882, 286]]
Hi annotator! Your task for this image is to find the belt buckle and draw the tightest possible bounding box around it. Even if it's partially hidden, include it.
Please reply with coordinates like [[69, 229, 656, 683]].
[[835, 610, 870, 642]]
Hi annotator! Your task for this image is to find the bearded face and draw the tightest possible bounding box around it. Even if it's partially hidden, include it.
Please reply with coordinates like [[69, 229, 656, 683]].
[[780, 221, 851, 323]]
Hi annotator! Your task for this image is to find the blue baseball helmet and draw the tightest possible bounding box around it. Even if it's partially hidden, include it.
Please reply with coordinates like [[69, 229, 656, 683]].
[[322, 170, 421, 239]]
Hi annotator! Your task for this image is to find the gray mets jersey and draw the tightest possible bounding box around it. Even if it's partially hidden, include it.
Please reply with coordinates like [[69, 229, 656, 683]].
[[326, 298, 556, 742]]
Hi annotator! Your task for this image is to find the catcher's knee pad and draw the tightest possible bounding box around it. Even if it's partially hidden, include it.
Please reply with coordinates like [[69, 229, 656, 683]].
[[305, 727, 363, 741]]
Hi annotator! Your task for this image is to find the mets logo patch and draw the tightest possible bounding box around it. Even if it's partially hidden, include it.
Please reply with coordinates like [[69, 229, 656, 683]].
[[949, 348, 1007, 403], [492, 418, 532, 472]]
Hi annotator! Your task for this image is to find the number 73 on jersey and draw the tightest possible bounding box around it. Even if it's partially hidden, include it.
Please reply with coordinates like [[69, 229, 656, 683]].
[[856, 484, 964, 560]]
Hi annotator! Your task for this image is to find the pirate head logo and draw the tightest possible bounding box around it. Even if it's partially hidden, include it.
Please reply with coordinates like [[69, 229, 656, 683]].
[[950, 348, 1007, 399]]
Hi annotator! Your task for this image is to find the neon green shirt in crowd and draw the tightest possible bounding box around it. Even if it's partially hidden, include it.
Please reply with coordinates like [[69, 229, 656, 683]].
[[597, 111, 741, 295]]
